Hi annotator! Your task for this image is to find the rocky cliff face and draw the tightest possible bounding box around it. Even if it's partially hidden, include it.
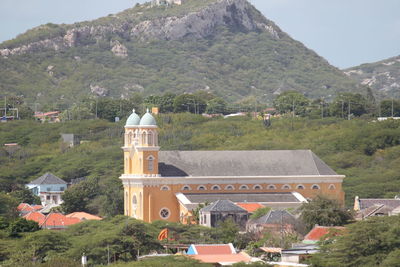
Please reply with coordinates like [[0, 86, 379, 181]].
[[0, 0, 280, 57], [345, 55, 400, 99]]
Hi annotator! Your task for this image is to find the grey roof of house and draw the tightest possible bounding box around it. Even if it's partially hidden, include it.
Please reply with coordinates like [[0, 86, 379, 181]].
[[184, 192, 300, 204], [158, 150, 337, 177], [359, 199, 400, 209], [29, 173, 67, 185], [248, 210, 296, 225], [201, 200, 247, 213]]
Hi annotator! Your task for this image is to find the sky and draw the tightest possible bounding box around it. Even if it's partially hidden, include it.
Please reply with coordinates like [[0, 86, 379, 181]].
[[0, 0, 399, 69]]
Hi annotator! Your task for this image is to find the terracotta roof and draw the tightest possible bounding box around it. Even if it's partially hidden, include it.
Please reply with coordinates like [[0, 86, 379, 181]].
[[236, 203, 264, 213], [304, 226, 346, 242], [190, 252, 251, 264], [17, 203, 35, 213], [23, 212, 46, 225], [66, 212, 102, 221], [192, 244, 235, 255], [32, 205, 43, 211], [41, 213, 81, 228]]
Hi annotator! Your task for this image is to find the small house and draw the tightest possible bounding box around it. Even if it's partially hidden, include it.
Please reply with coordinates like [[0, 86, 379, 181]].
[[199, 200, 248, 229], [26, 173, 67, 206]]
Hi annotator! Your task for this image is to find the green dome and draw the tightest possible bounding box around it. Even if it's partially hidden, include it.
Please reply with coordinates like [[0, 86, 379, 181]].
[[140, 109, 157, 126], [125, 109, 140, 126]]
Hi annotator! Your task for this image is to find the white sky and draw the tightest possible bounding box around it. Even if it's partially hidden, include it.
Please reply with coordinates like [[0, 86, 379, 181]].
[[1, 0, 399, 68]]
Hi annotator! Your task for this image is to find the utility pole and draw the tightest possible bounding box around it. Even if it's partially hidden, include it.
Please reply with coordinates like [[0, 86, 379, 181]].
[[107, 244, 110, 265], [391, 98, 394, 117], [3, 96, 6, 117], [321, 100, 324, 119], [348, 100, 351, 120], [291, 98, 295, 131], [341, 100, 344, 119]]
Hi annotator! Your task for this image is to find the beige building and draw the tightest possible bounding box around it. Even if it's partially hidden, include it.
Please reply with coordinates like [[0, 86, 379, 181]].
[[120, 109, 345, 223]]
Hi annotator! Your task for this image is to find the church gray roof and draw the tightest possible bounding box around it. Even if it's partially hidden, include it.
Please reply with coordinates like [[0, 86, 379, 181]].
[[29, 173, 67, 185], [158, 150, 337, 177], [201, 200, 247, 213]]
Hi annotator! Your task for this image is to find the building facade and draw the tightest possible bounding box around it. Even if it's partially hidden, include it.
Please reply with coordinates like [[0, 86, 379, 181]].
[[120, 110, 345, 223], [27, 173, 67, 206]]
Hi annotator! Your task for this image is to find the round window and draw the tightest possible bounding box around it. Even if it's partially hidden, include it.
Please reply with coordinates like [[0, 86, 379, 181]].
[[160, 208, 170, 219]]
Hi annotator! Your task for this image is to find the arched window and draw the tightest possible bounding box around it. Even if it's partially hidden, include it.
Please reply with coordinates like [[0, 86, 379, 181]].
[[239, 185, 249, 190], [296, 184, 305, 190], [328, 184, 336, 190], [132, 194, 137, 218], [160, 185, 170, 191], [128, 132, 133, 145], [181, 185, 191, 191], [253, 184, 262, 190], [267, 184, 276, 190], [312, 184, 320, 190], [125, 191, 128, 214], [147, 155, 154, 171], [211, 185, 221, 190], [282, 184, 291, 190], [225, 185, 235, 190], [197, 185, 206, 191], [159, 208, 170, 219], [148, 131, 153, 146]]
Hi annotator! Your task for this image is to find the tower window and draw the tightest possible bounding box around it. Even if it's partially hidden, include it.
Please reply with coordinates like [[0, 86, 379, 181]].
[[329, 184, 336, 190], [147, 156, 154, 171], [160, 208, 170, 219], [239, 185, 249, 190], [148, 131, 153, 146], [197, 185, 206, 191]]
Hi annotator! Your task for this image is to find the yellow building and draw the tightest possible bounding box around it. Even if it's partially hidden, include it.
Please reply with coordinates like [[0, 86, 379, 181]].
[[120, 109, 345, 223]]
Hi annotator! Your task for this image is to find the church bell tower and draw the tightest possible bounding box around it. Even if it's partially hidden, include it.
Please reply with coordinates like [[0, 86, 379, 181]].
[[121, 109, 160, 220]]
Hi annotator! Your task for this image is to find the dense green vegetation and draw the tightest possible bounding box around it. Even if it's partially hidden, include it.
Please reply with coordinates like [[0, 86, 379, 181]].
[[1, 113, 400, 211], [309, 215, 400, 267], [0, 0, 362, 107]]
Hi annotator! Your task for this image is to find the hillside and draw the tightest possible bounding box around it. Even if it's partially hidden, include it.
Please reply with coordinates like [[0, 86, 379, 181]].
[[0, 0, 362, 106], [1, 115, 400, 209], [344, 55, 400, 100]]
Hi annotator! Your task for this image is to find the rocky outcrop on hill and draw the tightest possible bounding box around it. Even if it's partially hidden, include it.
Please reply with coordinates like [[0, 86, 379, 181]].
[[345, 55, 400, 99], [0, 0, 280, 58]]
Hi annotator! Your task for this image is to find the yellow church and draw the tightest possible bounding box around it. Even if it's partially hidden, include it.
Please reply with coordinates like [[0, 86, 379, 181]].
[[120, 109, 345, 223]]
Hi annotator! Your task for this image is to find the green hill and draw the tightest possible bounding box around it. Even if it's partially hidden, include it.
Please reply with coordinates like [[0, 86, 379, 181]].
[[0, 0, 362, 107], [344, 55, 400, 100], [1, 115, 400, 211]]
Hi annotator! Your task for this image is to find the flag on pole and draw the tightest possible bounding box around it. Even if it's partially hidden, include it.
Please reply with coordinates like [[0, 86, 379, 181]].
[[158, 228, 168, 241]]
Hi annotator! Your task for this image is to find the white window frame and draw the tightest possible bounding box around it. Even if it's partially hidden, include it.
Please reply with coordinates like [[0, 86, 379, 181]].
[[211, 185, 221, 190], [181, 185, 191, 191], [311, 184, 320, 190], [197, 185, 206, 191], [159, 207, 171, 220], [160, 185, 170, 191], [239, 185, 249, 190], [253, 184, 262, 190], [224, 185, 235, 190], [267, 184, 276, 190], [296, 184, 305, 190], [281, 184, 291, 190]]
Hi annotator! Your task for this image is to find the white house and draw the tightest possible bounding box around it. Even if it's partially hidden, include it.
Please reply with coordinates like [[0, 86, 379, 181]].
[[26, 173, 67, 206]]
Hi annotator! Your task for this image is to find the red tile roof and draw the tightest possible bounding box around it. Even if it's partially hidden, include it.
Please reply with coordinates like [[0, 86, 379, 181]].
[[23, 212, 46, 225], [17, 203, 35, 213], [66, 212, 102, 221], [41, 213, 81, 229], [304, 226, 346, 242], [192, 244, 235, 255], [32, 205, 43, 211], [190, 252, 251, 264], [235, 203, 264, 213]]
